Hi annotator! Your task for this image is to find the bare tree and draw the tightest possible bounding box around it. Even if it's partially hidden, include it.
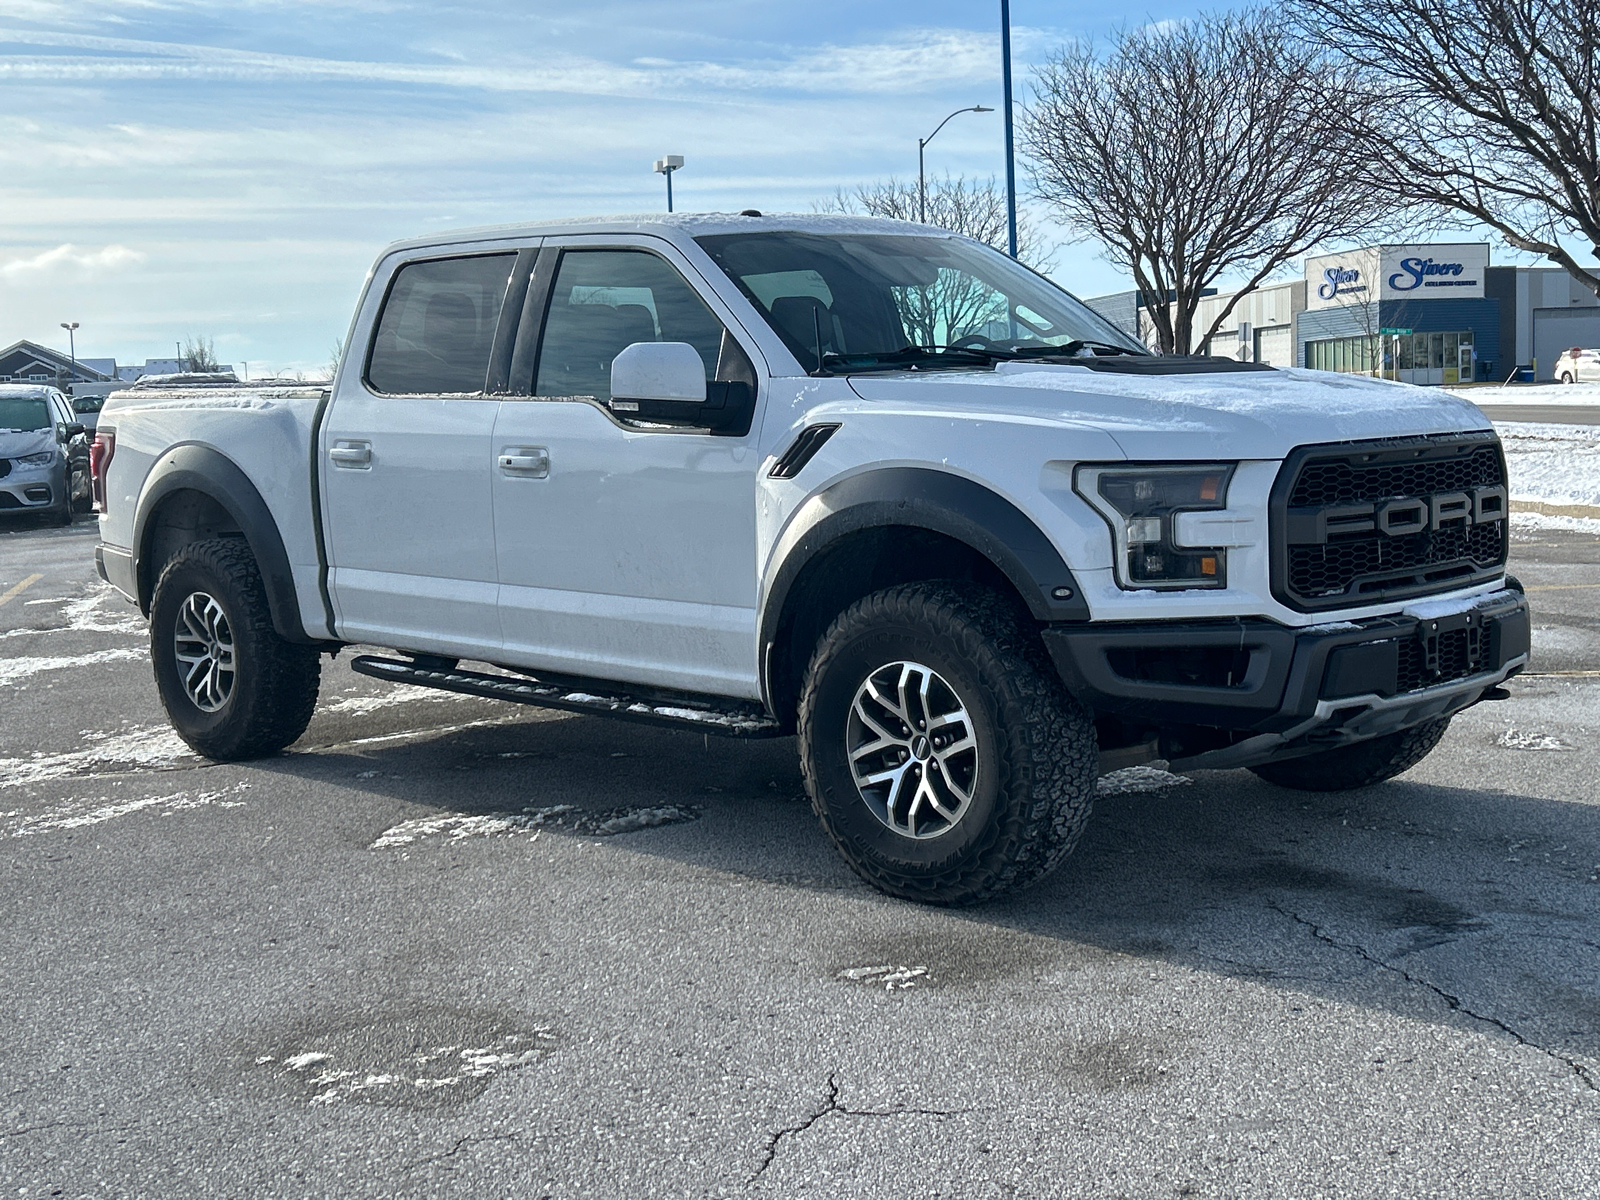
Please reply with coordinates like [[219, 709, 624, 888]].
[[182, 334, 219, 373], [1294, 0, 1600, 297], [325, 337, 345, 382], [818, 175, 1054, 347], [819, 174, 1050, 265], [1021, 11, 1401, 354]]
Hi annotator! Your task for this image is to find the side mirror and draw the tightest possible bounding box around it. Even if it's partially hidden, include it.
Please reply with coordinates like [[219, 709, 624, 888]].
[[60, 423, 86, 441], [610, 342, 707, 405]]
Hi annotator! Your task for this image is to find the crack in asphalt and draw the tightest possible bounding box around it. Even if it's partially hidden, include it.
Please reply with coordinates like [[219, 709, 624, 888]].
[[748, 1073, 976, 1184], [1272, 904, 1598, 1093], [402, 1132, 523, 1171], [4, 1118, 139, 1139]]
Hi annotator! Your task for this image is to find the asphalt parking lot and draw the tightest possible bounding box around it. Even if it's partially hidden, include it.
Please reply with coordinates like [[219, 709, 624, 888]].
[[3, 511, 1598, 1198]]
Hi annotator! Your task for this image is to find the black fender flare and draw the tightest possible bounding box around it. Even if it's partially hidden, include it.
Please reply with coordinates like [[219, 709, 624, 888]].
[[132, 442, 320, 646], [757, 467, 1089, 707]]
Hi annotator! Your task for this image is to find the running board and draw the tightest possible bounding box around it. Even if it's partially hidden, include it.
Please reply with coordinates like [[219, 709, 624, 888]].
[[348, 654, 783, 738]]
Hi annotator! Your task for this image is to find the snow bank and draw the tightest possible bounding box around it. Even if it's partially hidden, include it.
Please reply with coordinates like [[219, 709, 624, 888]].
[[1451, 382, 1600, 407], [1497, 422, 1600, 510]]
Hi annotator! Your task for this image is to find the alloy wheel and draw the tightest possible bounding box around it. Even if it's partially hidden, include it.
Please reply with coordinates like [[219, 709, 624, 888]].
[[173, 591, 236, 712], [846, 660, 979, 839]]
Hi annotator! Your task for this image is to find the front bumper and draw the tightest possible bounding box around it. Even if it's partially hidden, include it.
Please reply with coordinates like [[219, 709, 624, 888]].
[[0, 461, 58, 510], [1043, 585, 1530, 771]]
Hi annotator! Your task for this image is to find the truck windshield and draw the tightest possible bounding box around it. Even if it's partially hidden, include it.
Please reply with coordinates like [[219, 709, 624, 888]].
[[696, 232, 1147, 373], [0, 398, 50, 432]]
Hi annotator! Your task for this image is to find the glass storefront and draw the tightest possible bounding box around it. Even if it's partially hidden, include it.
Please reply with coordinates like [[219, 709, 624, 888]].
[[1307, 330, 1475, 384]]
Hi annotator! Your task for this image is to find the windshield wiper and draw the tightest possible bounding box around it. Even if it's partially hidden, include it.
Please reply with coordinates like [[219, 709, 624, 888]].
[[819, 345, 1000, 374]]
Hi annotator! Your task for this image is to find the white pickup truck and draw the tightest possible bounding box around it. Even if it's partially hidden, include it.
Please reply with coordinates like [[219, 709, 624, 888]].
[[92, 213, 1529, 904]]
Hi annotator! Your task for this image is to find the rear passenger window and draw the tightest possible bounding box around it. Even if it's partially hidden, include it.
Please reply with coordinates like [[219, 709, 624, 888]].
[[366, 254, 515, 394], [535, 250, 740, 401]]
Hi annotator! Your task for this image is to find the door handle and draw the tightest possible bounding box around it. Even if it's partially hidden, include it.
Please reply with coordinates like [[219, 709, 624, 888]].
[[498, 447, 549, 478], [329, 440, 371, 467]]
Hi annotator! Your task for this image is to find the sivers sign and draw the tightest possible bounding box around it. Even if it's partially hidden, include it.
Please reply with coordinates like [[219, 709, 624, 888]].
[[1305, 244, 1487, 309]]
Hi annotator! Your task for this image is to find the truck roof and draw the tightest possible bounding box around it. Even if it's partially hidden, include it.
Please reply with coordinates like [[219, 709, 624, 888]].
[[380, 211, 945, 256]]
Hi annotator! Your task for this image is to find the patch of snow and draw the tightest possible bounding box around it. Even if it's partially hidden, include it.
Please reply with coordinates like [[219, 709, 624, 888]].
[[1496, 422, 1600, 510], [837, 964, 928, 991], [1496, 727, 1574, 752], [1451, 381, 1600, 407], [1097, 765, 1193, 796], [1302, 621, 1363, 633], [0, 646, 144, 687], [0, 724, 194, 789], [267, 1030, 554, 1106], [1511, 511, 1600, 535], [323, 685, 475, 715], [368, 802, 696, 849], [3, 784, 246, 837], [593, 805, 693, 835]]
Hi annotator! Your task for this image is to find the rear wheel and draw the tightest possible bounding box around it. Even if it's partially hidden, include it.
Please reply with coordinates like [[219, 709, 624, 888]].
[[1560, 371, 1576, 384], [1249, 717, 1450, 792], [150, 538, 321, 760], [798, 583, 1097, 905]]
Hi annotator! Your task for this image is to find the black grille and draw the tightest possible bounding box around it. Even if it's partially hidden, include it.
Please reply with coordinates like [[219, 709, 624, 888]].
[[1273, 434, 1508, 611], [1288, 445, 1503, 507]]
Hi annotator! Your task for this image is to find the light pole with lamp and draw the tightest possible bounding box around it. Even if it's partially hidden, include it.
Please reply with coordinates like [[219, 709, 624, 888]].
[[918, 106, 992, 224], [654, 155, 684, 213], [60, 322, 79, 387]]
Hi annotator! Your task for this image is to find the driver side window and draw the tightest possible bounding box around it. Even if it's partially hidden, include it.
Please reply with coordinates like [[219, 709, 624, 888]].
[[534, 249, 752, 401]]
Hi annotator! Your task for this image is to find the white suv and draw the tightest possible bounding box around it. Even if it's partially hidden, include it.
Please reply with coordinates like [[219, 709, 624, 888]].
[[1555, 347, 1600, 384]]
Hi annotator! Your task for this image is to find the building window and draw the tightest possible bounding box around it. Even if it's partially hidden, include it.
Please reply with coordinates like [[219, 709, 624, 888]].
[[1308, 331, 1474, 378]]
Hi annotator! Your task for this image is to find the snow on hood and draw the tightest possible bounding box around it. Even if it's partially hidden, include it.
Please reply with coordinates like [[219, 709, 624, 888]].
[[0, 428, 55, 459], [845, 363, 1492, 460]]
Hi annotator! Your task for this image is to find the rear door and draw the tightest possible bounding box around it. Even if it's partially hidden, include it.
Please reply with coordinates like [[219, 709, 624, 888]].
[[321, 247, 532, 658], [490, 238, 766, 698]]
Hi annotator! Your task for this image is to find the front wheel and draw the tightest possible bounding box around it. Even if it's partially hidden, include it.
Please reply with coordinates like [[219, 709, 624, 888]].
[[150, 539, 321, 760], [1560, 372, 1576, 384], [798, 584, 1098, 905], [1249, 717, 1450, 792]]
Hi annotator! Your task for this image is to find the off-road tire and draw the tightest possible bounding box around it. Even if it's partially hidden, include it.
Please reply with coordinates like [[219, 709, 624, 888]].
[[150, 538, 321, 760], [798, 583, 1097, 905], [1249, 717, 1450, 792]]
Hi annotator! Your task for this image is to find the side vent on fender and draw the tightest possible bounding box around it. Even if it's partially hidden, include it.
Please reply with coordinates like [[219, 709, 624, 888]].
[[769, 424, 841, 479]]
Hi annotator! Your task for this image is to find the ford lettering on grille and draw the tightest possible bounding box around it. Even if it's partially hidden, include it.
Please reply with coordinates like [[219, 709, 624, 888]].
[[1270, 434, 1510, 611]]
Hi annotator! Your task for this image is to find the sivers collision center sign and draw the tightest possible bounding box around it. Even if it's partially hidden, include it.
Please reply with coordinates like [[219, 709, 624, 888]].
[[1305, 243, 1487, 310]]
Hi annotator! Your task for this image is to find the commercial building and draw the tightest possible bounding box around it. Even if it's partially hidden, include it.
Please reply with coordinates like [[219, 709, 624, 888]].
[[0, 340, 235, 397], [1086, 242, 1600, 384]]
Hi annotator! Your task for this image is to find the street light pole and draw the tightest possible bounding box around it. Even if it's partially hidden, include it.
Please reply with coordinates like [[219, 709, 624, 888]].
[[653, 155, 684, 213], [917, 106, 993, 224], [1000, 0, 1018, 258], [59, 322, 79, 389]]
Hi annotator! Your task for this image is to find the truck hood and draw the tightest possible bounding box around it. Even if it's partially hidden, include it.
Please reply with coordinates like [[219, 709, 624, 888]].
[[0, 429, 55, 459], [845, 364, 1492, 461]]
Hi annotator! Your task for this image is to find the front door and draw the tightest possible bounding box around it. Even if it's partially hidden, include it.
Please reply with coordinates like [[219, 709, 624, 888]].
[[322, 250, 518, 658], [492, 241, 765, 699]]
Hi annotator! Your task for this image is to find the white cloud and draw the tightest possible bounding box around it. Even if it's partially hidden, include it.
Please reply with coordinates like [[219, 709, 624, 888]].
[[0, 243, 146, 280]]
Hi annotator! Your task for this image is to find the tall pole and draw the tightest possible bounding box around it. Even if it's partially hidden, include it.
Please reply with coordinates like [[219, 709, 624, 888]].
[[1001, 0, 1018, 258], [917, 106, 991, 227], [666, 167, 674, 213], [60, 322, 79, 387], [918, 138, 926, 224]]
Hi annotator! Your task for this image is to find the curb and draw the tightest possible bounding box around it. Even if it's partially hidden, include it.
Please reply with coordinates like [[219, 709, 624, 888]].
[[1512, 499, 1600, 520]]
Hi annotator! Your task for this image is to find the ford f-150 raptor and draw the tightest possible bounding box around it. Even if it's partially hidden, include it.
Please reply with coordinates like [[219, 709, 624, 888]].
[[91, 213, 1530, 904]]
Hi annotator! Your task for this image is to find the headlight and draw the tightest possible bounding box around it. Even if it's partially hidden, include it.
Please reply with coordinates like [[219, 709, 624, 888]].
[[1074, 464, 1236, 589], [15, 451, 56, 466]]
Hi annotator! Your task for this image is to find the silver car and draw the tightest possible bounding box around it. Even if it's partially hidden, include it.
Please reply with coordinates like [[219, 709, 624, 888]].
[[0, 385, 91, 525]]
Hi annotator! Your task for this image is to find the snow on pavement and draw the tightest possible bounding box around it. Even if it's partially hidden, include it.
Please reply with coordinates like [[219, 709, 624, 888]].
[[1452, 382, 1600, 407], [1495, 422, 1600, 512]]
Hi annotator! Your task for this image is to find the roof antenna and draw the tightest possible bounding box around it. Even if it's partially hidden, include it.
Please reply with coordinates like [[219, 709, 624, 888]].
[[812, 304, 825, 375]]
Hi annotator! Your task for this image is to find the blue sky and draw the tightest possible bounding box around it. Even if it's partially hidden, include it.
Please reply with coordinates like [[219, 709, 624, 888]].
[[3, 0, 1229, 374]]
